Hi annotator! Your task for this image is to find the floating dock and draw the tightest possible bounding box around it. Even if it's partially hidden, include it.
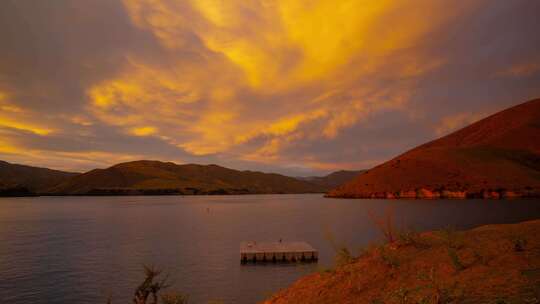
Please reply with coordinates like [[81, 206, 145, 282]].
[[240, 241, 318, 263]]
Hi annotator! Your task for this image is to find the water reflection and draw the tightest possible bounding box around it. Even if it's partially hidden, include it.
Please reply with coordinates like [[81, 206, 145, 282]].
[[0, 194, 539, 303]]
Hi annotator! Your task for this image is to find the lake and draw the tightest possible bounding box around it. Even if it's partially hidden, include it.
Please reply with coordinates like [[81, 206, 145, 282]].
[[1, 194, 540, 303]]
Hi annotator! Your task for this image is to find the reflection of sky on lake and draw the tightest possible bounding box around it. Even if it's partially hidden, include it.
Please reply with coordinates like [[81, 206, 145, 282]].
[[1, 194, 539, 303]]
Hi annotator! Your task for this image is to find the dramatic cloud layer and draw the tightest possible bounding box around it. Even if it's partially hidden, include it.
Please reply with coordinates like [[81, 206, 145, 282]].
[[0, 0, 539, 175]]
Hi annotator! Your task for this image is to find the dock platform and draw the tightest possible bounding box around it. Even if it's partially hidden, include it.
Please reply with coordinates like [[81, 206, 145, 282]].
[[240, 241, 318, 263]]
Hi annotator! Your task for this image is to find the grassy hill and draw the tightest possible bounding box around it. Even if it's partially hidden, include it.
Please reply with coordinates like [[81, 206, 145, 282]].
[[299, 170, 365, 191], [48, 160, 323, 195], [328, 98, 540, 199], [0, 160, 78, 195]]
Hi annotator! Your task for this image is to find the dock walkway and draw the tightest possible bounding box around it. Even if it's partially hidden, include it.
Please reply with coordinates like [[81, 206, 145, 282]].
[[240, 241, 318, 263]]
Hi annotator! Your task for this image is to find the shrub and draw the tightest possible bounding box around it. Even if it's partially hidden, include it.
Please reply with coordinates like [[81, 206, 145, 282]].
[[514, 238, 527, 252], [397, 228, 429, 249], [379, 247, 400, 268], [132, 265, 170, 304], [107, 265, 188, 304], [392, 287, 411, 304], [473, 250, 489, 266], [448, 248, 465, 271], [422, 269, 465, 303], [433, 283, 465, 304], [317, 267, 335, 275], [359, 241, 384, 256], [438, 226, 464, 249], [324, 230, 356, 268], [335, 247, 354, 267]]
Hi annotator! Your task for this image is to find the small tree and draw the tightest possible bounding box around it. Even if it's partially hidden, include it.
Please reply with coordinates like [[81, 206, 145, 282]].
[[107, 265, 188, 304], [133, 265, 170, 304], [324, 229, 355, 267]]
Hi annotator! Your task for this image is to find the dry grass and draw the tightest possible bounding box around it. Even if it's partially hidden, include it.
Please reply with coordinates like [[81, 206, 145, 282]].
[[264, 220, 540, 304]]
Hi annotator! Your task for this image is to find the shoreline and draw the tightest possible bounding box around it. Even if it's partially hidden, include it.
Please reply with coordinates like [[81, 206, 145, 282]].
[[327, 188, 540, 199], [0, 191, 326, 198]]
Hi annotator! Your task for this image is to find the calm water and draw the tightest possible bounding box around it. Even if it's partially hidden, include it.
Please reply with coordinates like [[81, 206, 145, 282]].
[[1, 194, 540, 304]]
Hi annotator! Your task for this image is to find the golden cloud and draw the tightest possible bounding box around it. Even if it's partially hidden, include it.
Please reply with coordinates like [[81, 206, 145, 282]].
[[4, 0, 539, 175], [0, 91, 54, 136], [130, 126, 158, 136], [81, 0, 480, 167]]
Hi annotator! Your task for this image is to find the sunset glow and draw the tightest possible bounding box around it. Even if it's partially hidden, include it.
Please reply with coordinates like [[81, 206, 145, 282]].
[[0, 0, 539, 174]]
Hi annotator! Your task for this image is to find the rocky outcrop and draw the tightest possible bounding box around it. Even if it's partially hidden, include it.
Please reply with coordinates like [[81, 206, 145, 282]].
[[327, 188, 540, 199]]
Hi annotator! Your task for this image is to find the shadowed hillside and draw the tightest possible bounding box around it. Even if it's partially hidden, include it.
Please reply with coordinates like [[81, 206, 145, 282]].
[[299, 170, 365, 191], [49, 160, 323, 195], [0, 160, 78, 195], [328, 98, 540, 199]]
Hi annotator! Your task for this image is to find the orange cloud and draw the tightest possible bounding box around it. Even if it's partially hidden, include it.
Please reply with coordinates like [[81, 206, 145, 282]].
[[6, 0, 540, 176], [130, 126, 157, 136], [79, 0, 481, 169], [79, 0, 479, 169], [0, 91, 54, 135], [123, 0, 459, 90]]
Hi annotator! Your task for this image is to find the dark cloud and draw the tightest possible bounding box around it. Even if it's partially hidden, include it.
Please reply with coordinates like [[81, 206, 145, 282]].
[[0, 0, 161, 112]]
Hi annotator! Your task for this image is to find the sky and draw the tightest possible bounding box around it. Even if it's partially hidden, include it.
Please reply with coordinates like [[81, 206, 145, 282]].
[[0, 0, 539, 176]]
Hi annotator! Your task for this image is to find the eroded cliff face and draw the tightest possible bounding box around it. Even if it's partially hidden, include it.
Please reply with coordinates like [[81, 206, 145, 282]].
[[327, 188, 540, 199]]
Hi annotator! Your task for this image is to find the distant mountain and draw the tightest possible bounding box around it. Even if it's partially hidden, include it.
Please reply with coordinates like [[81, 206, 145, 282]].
[[49, 160, 324, 195], [0, 160, 78, 195], [299, 170, 365, 191], [328, 98, 540, 199]]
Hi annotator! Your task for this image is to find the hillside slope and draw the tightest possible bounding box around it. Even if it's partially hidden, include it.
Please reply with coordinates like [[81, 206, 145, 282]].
[[265, 220, 540, 304], [0, 160, 78, 195], [49, 160, 323, 195], [300, 170, 365, 191], [328, 98, 540, 199]]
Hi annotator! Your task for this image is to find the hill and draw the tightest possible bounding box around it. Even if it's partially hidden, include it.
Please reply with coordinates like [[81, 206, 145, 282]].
[[328, 98, 540, 199], [49, 160, 323, 195], [299, 170, 365, 191], [264, 220, 540, 303], [0, 160, 78, 196]]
